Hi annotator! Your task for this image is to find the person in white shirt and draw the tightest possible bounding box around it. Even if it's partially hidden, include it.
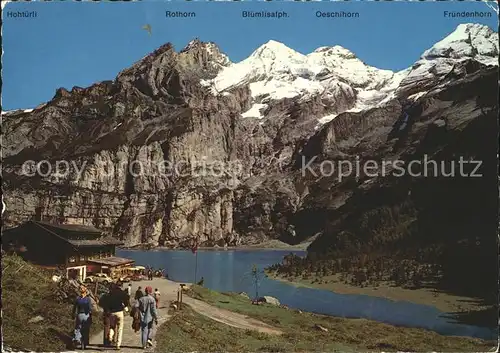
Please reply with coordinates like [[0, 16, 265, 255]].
[[153, 288, 161, 309]]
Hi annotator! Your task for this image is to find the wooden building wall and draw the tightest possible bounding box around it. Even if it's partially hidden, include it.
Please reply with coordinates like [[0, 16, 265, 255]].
[[64, 245, 116, 267], [3, 223, 117, 268], [3, 223, 68, 265]]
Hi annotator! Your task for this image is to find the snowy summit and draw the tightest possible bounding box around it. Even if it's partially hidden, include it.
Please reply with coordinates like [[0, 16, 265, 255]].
[[422, 23, 498, 65], [400, 23, 499, 96], [201, 23, 497, 124], [211, 39, 399, 102]]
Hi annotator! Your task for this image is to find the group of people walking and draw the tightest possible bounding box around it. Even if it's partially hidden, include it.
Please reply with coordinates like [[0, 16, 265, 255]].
[[130, 284, 161, 309], [72, 282, 160, 350], [144, 266, 167, 280]]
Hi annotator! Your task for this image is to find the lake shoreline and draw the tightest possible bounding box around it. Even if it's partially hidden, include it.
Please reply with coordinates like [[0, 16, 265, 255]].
[[121, 239, 311, 252], [156, 285, 495, 352], [119, 249, 496, 338], [266, 271, 491, 314]]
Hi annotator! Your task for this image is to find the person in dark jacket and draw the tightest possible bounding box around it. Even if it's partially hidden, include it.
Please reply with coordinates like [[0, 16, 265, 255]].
[[73, 286, 92, 349], [122, 286, 131, 307], [98, 290, 112, 347], [135, 286, 144, 300], [107, 284, 129, 350]]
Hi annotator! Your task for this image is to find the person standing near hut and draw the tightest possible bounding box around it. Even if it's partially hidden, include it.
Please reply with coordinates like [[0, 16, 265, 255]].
[[73, 286, 92, 349]]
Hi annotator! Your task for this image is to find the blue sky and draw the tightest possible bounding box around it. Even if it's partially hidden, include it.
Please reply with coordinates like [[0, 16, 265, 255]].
[[2, 1, 498, 110]]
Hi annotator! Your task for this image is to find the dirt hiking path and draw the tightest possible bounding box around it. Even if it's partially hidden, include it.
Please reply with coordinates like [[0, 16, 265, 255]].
[[183, 296, 282, 335], [87, 279, 280, 352], [87, 278, 177, 352]]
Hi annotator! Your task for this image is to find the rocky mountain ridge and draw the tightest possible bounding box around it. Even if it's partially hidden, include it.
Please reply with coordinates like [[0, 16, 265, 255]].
[[2, 23, 498, 249]]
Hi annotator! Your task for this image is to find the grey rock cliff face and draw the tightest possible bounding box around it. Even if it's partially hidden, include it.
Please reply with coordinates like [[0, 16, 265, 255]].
[[2, 41, 252, 247], [2, 36, 497, 248]]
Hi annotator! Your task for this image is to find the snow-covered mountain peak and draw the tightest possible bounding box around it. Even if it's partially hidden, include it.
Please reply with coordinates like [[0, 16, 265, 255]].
[[250, 40, 303, 61], [211, 40, 312, 96], [312, 45, 357, 59], [422, 23, 498, 64], [398, 23, 497, 103], [206, 23, 497, 125], [211, 39, 396, 100], [307, 45, 396, 91], [456, 23, 496, 39], [247, 40, 307, 72]]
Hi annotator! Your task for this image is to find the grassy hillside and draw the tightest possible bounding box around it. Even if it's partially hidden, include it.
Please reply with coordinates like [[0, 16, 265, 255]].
[[1, 254, 101, 351], [156, 285, 495, 352]]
